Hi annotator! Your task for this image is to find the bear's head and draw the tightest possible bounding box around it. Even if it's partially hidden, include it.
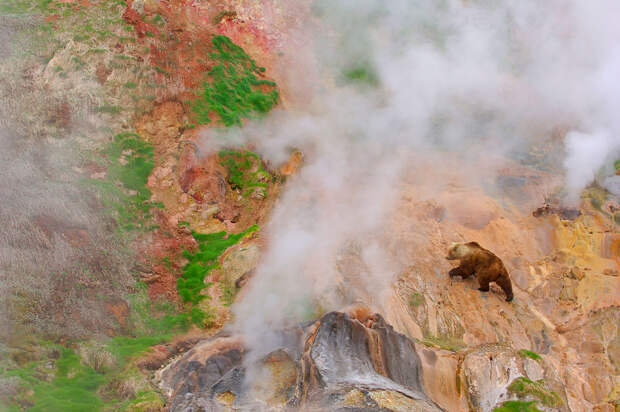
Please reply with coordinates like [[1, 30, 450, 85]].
[[446, 242, 470, 260]]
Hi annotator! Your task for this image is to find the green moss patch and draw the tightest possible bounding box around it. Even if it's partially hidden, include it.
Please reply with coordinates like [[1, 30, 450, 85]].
[[418, 334, 466, 352], [507, 377, 563, 408], [178, 225, 258, 324], [88, 132, 162, 232], [219, 149, 271, 197], [94, 104, 123, 114], [1, 288, 185, 411], [493, 400, 543, 412], [190, 35, 278, 126], [342, 64, 379, 86], [121, 390, 164, 411], [3, 346, 104, 412], [408, 292, 425, 308], [517, 349, 542, 362]]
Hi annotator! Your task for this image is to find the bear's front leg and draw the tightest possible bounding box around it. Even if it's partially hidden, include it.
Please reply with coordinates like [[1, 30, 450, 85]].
[[449, 267, 465, 278], [477, 278, 490, 292], [450, 264, 474, 279]]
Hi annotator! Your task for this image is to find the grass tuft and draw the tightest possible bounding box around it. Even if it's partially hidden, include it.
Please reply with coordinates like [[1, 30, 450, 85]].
[[517, 349, 542, 362], [418, 334, 465, 352], [507, 377, 563, 407], [94, 104, 122, 114], [342, 64, 379, 86], [408, 291, 425, 308], [219, 149, 271, 197], [493, 400, 543, 412]]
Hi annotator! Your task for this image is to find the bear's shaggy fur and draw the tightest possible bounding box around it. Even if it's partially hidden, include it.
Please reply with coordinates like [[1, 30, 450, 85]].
[[446, 242, 514, 302]]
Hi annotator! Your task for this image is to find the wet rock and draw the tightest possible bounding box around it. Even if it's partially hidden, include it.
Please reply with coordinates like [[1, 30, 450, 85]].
[[159, 336, 245, 411], [415, 345, 467, 411], [294, 311, 442, 411], [158, 312, 443, 411]]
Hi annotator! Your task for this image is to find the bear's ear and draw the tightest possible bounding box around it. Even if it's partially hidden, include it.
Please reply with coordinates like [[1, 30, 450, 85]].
[[467, 241, 481, 248]]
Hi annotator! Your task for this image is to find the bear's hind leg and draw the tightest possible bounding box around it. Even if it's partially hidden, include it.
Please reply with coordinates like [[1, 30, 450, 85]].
[[495, 274, 514, 302]]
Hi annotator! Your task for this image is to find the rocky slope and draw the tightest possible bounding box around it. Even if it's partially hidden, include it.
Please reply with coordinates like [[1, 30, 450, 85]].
[[159, 150, 619, 412]]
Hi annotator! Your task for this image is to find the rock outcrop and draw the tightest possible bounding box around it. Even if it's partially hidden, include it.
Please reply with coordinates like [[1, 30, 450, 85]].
[[159, 311, 442, 411]]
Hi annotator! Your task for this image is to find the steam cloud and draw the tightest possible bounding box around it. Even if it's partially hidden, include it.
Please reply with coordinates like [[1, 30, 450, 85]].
[[201, 0, 620, 354]]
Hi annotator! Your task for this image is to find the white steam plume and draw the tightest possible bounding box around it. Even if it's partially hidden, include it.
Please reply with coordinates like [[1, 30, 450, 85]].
[[201, 0, 620, 356]]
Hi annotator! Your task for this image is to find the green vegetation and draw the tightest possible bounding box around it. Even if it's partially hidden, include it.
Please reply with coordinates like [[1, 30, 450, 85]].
[[342, 64, 379, 86], [0, 1, 195, 410], [73, 34, 90, 42], [0, 0, 56, 14], [121, 390, 164, 411], [94, 104, 123, 114], [1, 0, 131, 52], [178, 225, 259, 324], [150, 14, 164, 25], [419, 334, 466, 352], [191, 35, 278, 126], [408, 291, 425, 308], [615, 159, 620, 171], [153, 66, 168, 75], [518, 349, 542, 362], [219, 149, 271, 197], [107, 292, 187, 364], [0, 3, 277, 411], [507, 377, 563, 408], [0, 287, 186, 411], [493, 400, 543, 412], [4, 346, 105, 412], [88, 132, 162, 231]]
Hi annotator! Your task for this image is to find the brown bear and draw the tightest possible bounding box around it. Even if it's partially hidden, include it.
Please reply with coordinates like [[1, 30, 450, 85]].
[[446, 242, 513, 302]]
